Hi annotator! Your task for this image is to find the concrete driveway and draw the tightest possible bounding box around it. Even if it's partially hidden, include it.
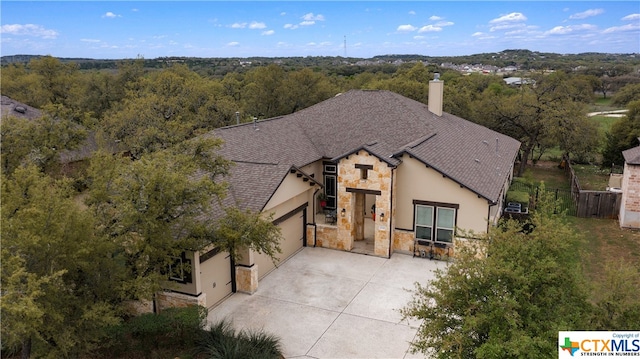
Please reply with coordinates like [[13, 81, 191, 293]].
[[207, 247, 448, 358]]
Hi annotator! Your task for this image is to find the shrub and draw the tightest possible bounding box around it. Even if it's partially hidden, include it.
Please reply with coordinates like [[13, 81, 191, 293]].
[[101, 305, 207, 357], [195, 319, 283, 359]]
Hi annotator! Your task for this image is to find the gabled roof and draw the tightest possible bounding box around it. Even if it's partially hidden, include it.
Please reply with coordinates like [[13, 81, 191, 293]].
[[208, 89, 520, 210], [623, 144, 640, 165]]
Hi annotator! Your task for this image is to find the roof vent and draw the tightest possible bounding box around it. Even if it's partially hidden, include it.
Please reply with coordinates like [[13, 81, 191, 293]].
[[474, 159, 480, 163], [433, 72, 440, 81], [14, 106, 26, 114]]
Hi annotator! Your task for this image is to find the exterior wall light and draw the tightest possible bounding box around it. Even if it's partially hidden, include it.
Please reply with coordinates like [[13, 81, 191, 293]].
[[380, 213, 385, 221], [341, 208, 346, 217]]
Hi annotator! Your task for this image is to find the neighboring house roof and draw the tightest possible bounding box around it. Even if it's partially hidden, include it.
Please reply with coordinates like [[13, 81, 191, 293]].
[[207, 89, 520, 212], [1, 95, 124, 164], [1, 95, 42, 121], [623, 144, 640, 165]]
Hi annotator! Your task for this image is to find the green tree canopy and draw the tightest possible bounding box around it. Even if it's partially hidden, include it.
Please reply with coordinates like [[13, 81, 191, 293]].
[[402, 195, 592, 358], [602, 100, 640, 166], [1, 166, 123, 358], [85, 138, 231, 301]]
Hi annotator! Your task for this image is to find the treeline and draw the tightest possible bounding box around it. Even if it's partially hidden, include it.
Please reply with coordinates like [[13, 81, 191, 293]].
[[2, 55, 640, 171]]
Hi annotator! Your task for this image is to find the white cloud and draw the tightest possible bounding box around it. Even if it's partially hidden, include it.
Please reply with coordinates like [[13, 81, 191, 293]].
[[545, 24, 597, 35], [131, 8, 139, 12], [227, 41, 240, 47], [603, 23, 640, 34], [103, 12, 121, 18], [429, 15, 443, 21], [413, 35, 425, 40], [435, 21, 454, 27], [418, 25, 442, 33], [397, 24, 417, 32], [569, 9, 604, 20], [231, 22, 246, 29], [0, 24, 58, 39], [408, 10, 416, 15], [302, 13, 325, 21], [284, 23, 298, 30], [249, 21, 266, 29], [280, 12, 286, 16], [490, 12, 527, 24], [622, 13, 640, 21], [262, 30, 275, 36], [80, 38, 101, 43], [300, 21, 315, 26], [472, 32, 484, 37]]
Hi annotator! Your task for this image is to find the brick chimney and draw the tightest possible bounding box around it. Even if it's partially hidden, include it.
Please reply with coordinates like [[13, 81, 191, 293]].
[[428, 73, 443, 117]]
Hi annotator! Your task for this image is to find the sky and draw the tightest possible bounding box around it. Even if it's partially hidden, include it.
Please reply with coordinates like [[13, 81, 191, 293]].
[[1, 1, 639, 59]]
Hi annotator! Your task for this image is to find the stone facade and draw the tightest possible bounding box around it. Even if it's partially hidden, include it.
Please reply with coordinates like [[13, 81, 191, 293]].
[[335, 150, 393, 257], [620, 162, 640, 228], [235, 265, 259, 294], [156, 291, 205, 311], [315, 224, 340, 249]]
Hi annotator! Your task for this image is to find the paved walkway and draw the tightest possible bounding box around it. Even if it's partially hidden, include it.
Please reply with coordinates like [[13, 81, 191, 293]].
[[207, 247, 448, 358]]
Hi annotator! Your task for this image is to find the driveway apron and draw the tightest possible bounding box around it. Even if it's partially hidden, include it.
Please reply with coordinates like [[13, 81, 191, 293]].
[[207, 247, 448, 358]]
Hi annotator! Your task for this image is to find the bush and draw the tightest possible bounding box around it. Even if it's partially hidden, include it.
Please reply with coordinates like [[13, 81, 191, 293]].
[[101, 305, 207, 357], [195, 319, 283, 359]]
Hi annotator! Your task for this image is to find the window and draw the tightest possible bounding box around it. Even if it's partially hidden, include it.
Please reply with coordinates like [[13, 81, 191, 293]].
[[323, 162, 337, 209], [167, 253, 192, 283], [355, 164, 373, 180], [414, 201, 457, 243]]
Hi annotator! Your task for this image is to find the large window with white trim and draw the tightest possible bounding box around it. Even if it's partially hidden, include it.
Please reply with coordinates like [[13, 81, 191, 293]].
[[414, 201, 458, 243]]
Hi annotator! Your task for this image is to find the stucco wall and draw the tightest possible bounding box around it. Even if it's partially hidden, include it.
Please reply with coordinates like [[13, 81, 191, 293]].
[[620, 162, 640, 228], [394, 156, 490, 236]]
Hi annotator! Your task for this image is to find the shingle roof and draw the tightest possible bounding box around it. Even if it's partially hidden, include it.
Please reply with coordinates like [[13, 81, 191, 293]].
[[1, 95, 42, 121], [623, 145, 640, 165], [208, 89, 520, 210]]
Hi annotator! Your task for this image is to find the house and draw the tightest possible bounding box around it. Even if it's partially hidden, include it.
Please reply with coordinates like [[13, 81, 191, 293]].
[[158, 78, 521, 310], [619, 142, 640, 229]]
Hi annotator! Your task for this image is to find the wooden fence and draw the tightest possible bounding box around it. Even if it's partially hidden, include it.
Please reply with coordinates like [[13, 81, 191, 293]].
[[562, 154, 622, 219]]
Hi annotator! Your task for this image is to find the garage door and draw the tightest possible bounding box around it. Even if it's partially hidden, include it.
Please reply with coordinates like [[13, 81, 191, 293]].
[[199, 249, 233, 309], [255, 208, 305, 279]]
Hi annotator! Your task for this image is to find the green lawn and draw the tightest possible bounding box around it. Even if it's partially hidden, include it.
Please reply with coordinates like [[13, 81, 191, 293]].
[[567, 217, 640, 285], [571, 163, 611, 190], [524, 163, 640, 302]]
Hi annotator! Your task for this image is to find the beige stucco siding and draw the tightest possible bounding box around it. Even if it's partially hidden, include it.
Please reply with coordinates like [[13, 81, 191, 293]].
[[395, 156, 490, 236]]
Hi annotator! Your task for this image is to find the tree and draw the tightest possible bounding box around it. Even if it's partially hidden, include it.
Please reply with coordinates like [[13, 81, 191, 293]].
[[401, 194, 591, 358], [602, 100, 640, 166], [85, 138, 231, 301], [1, 166, 123, 358], [100, 64, 233, 158], [475, 72, 599, 174], [611, 83, 640, 106], [0, 113, 86, 176], [211, 207, 282, 263]]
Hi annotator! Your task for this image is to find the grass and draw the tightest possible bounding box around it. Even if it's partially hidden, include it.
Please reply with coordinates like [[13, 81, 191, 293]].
[[568, 217, 640, 285], [571, 163, 611, 190], [522, 162, 570, 190], [524, 163, 640, 303]]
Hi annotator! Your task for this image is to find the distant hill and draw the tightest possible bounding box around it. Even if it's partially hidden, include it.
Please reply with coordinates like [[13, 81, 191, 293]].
[[2, 49, 638, 76]]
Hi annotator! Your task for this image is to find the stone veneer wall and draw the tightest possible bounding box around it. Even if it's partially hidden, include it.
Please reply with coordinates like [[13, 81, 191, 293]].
[[337, 150, 393, 257], [156, 291, 205, 311], [620, 162, 640, 228], [235, 266, 258, 294], [315, 224, 340, 249], [392, 229, 457, 258]]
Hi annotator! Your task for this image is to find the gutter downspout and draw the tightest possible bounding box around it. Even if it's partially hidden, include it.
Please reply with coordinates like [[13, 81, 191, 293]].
[[312, 187, 320, 247], [388, 167, 395, 259]]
